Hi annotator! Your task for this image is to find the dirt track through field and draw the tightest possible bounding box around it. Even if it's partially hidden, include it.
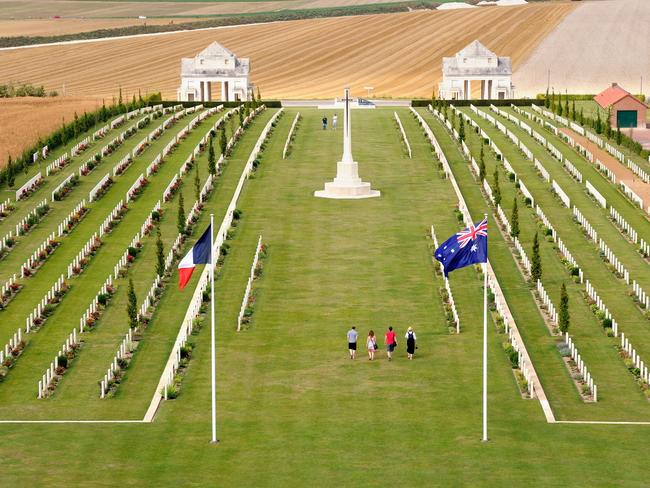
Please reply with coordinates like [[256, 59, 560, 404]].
[[514, 0, 650, 97], [0, 3, 573, 101]]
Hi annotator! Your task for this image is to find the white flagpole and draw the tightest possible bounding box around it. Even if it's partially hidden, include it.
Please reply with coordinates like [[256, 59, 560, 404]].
[[482, 213, 488, 442], [210, 213, 218, 444]]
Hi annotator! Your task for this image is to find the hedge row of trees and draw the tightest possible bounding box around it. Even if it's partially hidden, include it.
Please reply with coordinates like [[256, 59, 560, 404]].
[[543, 89, 648, 159], [1, 90, 163, 188], [0, 82, 57, 98]]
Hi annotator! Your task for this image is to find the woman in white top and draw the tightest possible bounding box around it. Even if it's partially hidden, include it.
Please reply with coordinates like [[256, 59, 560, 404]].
[[367, 330, 377, 360], [405, 327, 417, 360]]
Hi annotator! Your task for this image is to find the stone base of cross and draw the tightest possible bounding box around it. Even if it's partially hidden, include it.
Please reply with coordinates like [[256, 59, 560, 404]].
[[314, 87, 380, 200]]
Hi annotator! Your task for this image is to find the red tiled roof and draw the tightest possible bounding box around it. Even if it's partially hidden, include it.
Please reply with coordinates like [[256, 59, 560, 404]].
[[595, 84, 647, 109]]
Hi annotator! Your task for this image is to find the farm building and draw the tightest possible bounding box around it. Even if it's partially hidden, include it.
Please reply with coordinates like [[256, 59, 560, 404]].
[[438, 40, 514, 100], [177, 42, 252, 102], [594, 83, 648, 129]]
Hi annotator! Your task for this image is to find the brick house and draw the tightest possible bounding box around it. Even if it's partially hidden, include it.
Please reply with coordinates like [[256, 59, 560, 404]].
[[594, 83, 648, 129]]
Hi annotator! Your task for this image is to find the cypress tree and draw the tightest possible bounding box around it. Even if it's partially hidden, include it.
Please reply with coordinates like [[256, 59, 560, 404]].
[[579, 108, 584, 126], [219, 128, 227, 157], [559, 282, 570, 334], [605, 108, 612, 139], [458, 114, 465, 142], [551, 90, 556, 113], [479, 144, 486, 181], [564, 95, 569, 117], [256, 87, 261, 104], [557, 94, 563, 116], [127, 278, 138, 328], [177, 192, 185, 235], [492, 167, 501, 206], [208, 135, 216, 176], [510, 197, 520, 238], [595, 111, 602, 134], [544, 88, 550, 108], [6, 155, 14, 188], [431, 86, 436, 107], [616, 126, 622, 145], [531, 231, 542, 283], [156, 229, 165, 278], [571, 100, 576, 121], [239, 105, 244, 127], [194, 164, 201, 202]]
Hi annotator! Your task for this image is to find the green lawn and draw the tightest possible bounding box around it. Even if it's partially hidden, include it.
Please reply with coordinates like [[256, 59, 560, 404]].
[[3, 108, 650, 486]]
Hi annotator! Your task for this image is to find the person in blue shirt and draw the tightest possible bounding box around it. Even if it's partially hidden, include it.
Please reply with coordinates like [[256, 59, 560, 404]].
[[347, 326, 358, 359]]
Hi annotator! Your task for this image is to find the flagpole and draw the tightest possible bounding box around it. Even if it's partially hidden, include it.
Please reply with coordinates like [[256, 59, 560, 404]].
[[482, 213, 488, 442], [210, 213, 218, 444]]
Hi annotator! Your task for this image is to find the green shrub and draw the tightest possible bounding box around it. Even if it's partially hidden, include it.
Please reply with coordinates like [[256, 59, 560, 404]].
[[57, 355, 68, 369]]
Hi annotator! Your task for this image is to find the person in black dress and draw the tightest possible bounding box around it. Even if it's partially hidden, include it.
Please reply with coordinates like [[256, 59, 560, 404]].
[[405, 327, 417, 360]]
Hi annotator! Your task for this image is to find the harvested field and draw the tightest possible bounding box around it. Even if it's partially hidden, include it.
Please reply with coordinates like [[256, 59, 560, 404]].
[[514, 0, 650, 97], [0, 3, 574, 100], [0, 18, 204, 38], [0, 0, 420, 22], [0, 96, 101, 165]]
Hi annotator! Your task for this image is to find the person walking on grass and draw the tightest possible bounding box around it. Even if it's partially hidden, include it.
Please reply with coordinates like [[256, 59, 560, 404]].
[[405, 326, 417, 360], [322, 115, 328, 130], [332, 114, 338, 130], [385, 326, 397, 361], [367, 330, 377, 360], [347, 326, 358, 359]]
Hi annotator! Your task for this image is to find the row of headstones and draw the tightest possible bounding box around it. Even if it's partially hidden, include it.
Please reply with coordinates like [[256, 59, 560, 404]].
[[482, 179, 495, 204], [632, 280, 650, 310], [0, 230, 13, 254], [38, 327, 79, 398], [430, 226, 461, 333], [584, 279, 617, 335], [25, 274, 65, 333], [125, 174, 146, 203], [558, 130, 576, 149], [93, 124, 109, 141], [552, 179, 571, 208], [575, 142, 594, 163], [16, 173, 44, 201], [162, 174, 179, 203], [138, 275, 163, 322], [12, 198, 48, 238], [71, 137, 90, 157], [78, 276, 112, 334], [610, 206, 638, 243], [132, 136, 149, 158], [112, 153, 133, 177], [44, 154, 69, 177], [585, 180, 606, 207], [237, 236, 264, 332], [113, 233, 141, 281], [101, 133, 125, 158], [513, 236, 531, 274], [620, 332, 650, 385], [0, 197, 12, 215], [283, 112, 303, 161], [0, 273, 17, 302], [573, 205, 598, 243], [140, 201, 160, 237], [110, 114, 126, 129], [640, 238, 650, 257], [100, 328, 134, 398], [562, 158, 584, 183], [146, 153, 162, 177], [625, 157, 650, 184], [536, 279, 558, 325], [534, 158, 551, 182], [51, 173, 75, 201], [564, 332, 597, 401], [20, 231, 56, 278], [66, 232, 100, 279], [619, 181, 644, 209], [99, 199, 124, 238], [394, 112, 412, 159], [88, 173, 111, 202], [0, 327, 22, 366], [534, 202, 581, 275], [595, 158, 617, 184], [604, 141, 626, 164], [61, 201, 86, 236]]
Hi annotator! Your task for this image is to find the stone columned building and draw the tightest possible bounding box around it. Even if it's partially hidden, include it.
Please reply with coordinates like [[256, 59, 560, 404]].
[[177, 42, 252, 102], [438, 40, 514, 100]]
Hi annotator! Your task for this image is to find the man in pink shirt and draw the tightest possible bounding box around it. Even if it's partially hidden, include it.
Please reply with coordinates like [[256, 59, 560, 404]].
[[384, 326, 397, 361]]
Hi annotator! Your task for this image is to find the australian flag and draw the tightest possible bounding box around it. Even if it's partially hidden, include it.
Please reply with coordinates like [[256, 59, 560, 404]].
[[435, 218, 488, 277]]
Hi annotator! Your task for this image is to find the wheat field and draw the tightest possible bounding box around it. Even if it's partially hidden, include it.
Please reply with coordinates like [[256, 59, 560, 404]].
[[0, 3, 574, 101]]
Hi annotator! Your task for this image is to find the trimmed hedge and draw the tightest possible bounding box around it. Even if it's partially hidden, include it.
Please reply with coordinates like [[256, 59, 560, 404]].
[[160, 100, 282, 109], [411, 99, 535, 107]]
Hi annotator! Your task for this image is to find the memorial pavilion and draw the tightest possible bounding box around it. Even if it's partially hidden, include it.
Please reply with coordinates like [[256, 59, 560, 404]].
[[438, 40, 515, 100], [177, 42, 252, 102]]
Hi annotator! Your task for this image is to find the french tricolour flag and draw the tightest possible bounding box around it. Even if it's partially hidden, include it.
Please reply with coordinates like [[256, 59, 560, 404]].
[[178, 224, 212, 290]]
